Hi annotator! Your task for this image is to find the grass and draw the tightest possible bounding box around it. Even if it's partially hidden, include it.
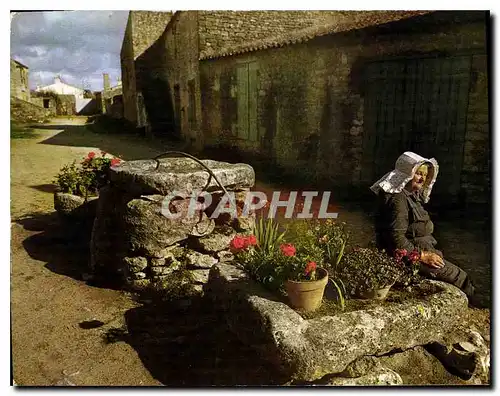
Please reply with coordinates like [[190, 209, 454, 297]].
[[11, 123, 39, 139]]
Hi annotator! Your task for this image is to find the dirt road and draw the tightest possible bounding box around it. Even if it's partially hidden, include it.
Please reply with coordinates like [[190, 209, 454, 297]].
[[11, 117, 165, 385], [10, 117, 490, 386]]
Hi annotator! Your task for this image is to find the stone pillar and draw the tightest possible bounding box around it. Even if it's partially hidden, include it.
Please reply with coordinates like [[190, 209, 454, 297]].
[[90, 157, 255, 293]]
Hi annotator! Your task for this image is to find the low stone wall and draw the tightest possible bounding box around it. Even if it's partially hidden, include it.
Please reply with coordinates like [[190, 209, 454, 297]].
[[10, 96, 54, 123], [205, 263, 490, 384], [90, 157, 255, 293]]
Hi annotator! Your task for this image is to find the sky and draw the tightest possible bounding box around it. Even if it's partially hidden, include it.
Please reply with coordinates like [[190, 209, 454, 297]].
[[10, 11, 129, 92]]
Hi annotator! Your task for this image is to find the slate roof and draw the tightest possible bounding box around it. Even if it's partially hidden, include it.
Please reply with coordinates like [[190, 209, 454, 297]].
[[199, 11, 432, 60]]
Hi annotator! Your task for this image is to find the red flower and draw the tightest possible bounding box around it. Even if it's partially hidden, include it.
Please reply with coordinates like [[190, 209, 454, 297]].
[[247, 235, 258, 246], [305, 261, 317, 275], [280, 243, 296, 257], [87, 152, 96, 159], [408, 250, 420, 263], [110, 158, 121, 167], [230, 235, 247, 250], [394, 248, 408, 262]]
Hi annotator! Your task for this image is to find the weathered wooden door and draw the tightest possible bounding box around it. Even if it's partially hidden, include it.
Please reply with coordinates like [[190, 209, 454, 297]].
[[236, 62, 258, 141], [362, 55, 472, 198]]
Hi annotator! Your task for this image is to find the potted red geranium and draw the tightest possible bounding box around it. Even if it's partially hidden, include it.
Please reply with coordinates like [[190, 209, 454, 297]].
[[230, 221, 328, 312]]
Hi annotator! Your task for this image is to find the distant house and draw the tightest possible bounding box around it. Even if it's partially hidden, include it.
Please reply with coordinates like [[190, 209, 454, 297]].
[[120, 10, 490, 206], [10, 59, 30, 102], [36, 76, 85, 99]]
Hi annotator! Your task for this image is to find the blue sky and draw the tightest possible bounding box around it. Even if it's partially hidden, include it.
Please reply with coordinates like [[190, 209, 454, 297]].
[[10, 11, 129, 91]]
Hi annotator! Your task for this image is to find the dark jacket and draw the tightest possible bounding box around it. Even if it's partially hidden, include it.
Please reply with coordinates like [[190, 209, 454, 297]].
[[375, 189, 441, 256]]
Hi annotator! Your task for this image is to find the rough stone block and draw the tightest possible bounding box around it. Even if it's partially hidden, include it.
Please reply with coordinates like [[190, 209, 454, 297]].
[[110, 158, 255, 196], [206, 263, 468, 382]]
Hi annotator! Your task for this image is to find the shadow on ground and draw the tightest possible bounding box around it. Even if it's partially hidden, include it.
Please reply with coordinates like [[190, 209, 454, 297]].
[[33, 124, 185, 161], [14, 212, 122, 290], [103, 296, 289, 386]]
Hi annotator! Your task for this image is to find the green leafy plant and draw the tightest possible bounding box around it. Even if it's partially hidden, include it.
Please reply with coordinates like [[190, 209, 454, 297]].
[[53, 151, 122, 198], [287, 219, 349, 275], [253, 217, 286, 254], [338, 247, 402, 297]]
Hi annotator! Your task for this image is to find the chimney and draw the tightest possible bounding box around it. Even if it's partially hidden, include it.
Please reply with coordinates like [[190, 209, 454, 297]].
[[103, 73, 110, 91]]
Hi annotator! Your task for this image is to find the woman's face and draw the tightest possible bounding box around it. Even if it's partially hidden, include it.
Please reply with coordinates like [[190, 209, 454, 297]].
[[411, 164, 429, 191]]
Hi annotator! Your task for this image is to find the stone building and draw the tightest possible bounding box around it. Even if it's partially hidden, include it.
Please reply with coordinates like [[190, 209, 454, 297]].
[[10, 59, 30, 102], [100, 73, 124, 118], [120, 10, 490, 206]]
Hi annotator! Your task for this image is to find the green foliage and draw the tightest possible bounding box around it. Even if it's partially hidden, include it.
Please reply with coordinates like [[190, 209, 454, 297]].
[[287, 219, 349, 275], [253, 217, 287, 254], [53, 151, 122, 198], [54, 161, 87, 196], [338, 247, 403, 296]]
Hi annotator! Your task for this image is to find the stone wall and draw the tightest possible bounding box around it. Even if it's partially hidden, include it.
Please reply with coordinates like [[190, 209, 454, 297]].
[[10, 60, 30, 102], [120, 14, 138, 125], [198, 11, 347, 59], [462, 54, 490, 205], [200, 11, 489, 204], [10, 96, 54, 122], [120, 11, 173, 127], [56, 94, 77, 116], [163, 12, 201, 145]]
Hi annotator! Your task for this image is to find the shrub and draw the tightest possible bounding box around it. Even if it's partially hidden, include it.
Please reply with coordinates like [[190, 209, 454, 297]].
[[54, 151, 122, 198]]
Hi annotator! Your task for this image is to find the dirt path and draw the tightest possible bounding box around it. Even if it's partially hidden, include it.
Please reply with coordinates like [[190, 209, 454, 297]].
[[11, 117, 165, 386], [11, 117, 490, 385]]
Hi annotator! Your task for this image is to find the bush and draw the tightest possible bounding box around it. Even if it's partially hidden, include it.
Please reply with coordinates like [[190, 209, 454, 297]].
[[53, 151, 122, 198]]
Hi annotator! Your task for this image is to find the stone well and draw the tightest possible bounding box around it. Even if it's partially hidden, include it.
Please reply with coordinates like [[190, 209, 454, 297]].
[[89, 157, 255, 292]]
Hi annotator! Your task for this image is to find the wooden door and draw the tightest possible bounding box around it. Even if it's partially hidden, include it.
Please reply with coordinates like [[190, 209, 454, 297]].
[[363, 55, 472, 198], [236, 62, 258, 141]]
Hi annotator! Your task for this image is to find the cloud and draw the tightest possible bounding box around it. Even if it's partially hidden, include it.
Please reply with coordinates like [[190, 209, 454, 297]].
[[10, 11, 129, 91]]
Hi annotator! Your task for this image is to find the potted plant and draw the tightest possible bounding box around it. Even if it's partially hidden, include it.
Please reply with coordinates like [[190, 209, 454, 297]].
[[338, 247, 402, 300], [230, 218, 329, 312], [53, 151, 121, 221], [287, 219, 349, 309]]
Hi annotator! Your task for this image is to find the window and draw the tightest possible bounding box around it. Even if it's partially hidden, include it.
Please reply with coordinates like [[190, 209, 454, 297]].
[[43, 99, 50, 109]]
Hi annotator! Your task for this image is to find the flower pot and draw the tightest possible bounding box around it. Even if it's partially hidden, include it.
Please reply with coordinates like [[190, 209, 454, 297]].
[[355, 284, 393, 300], [285, 267, 328, 312]]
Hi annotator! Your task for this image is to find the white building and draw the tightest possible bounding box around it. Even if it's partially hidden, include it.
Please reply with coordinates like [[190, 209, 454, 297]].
[[35, 76, 85, 99]]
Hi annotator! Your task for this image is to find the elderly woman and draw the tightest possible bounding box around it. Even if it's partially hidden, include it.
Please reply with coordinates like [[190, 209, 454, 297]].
[[370, 151, 475, 300]]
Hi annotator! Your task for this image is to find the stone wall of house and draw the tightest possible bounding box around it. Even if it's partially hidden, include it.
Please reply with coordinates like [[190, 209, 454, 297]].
[[10, 60, 30, 102], [120, 11, 173, 128], [200, 11, 489, 204], [135, 11, 202, 144], [120, 14, 137, 125], [198, 11, 346, 58]]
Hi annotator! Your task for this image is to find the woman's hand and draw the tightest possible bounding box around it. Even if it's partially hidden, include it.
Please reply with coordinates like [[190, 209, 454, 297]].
[[420, 250, 445, 269]]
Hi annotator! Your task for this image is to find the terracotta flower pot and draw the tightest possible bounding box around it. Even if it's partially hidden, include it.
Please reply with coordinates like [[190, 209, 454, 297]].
[[285, 267, 329, 312]]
